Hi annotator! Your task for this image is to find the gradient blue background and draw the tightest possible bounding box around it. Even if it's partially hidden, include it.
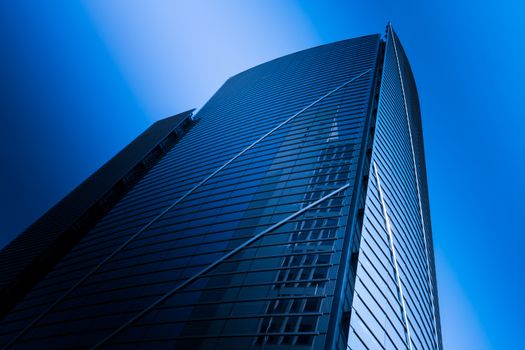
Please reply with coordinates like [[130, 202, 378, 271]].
[[0, 1, 523, 349]]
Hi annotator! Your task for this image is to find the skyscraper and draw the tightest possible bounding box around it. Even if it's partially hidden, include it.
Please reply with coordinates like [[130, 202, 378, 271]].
[[0, 24, 441, 350]]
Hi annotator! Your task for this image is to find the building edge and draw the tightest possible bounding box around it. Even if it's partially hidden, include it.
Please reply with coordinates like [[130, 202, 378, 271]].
[[0, 110, 196, 319], [323, 35, 386, 350]]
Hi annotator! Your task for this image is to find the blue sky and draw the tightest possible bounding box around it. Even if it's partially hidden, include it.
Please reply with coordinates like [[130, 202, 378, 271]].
[[1, 1, 524, 349]]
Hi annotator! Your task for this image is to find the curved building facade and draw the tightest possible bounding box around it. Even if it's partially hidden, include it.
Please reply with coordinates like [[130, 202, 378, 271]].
[[346, 26, 442, 350], [0, 25, 441, 350]]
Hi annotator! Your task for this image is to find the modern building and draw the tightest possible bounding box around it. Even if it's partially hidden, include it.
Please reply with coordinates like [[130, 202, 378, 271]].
[[0, 24, 441, 349]]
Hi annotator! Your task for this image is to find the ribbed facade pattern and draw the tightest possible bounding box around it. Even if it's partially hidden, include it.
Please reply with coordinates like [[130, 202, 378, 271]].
[[0, 35, 381, 349], [0, 111, 194, 318], [347, 28, 442, 350]]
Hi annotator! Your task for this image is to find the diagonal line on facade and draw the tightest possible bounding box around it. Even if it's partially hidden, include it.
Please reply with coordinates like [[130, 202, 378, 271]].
[[389, 23, 440, 349], [90, 183, 351, 349], [373, 161, 413, 350], [2, 68, 372, 350]]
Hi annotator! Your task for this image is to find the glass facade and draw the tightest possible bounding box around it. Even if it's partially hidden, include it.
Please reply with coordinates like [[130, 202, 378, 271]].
[[0, 27, 441, 350], [346, 26, 442, 350]]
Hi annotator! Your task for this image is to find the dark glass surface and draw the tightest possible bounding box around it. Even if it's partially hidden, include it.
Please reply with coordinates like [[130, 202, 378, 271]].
[[0, 35, 381, 349]]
